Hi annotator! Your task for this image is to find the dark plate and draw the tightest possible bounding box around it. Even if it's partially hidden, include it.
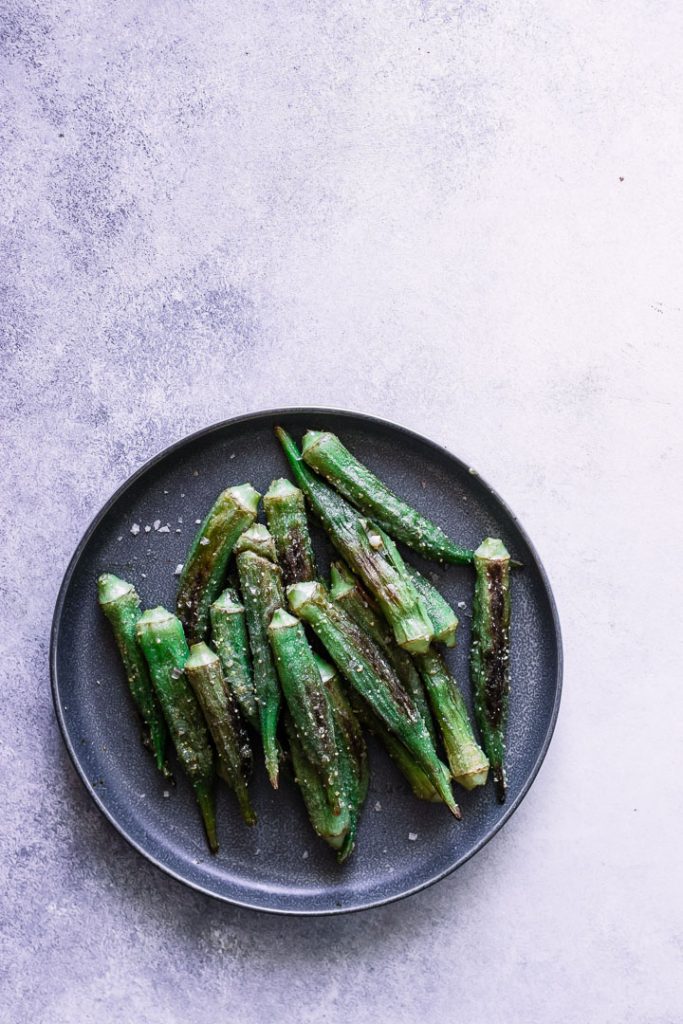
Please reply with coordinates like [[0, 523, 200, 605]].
[[51, 408, 562, 915]]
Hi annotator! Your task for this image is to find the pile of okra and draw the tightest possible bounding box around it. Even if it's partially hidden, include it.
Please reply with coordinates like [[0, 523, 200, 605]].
[[98, 427, 513, 861]]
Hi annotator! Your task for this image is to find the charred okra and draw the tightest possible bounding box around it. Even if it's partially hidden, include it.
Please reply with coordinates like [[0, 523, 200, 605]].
[[403, 562, 459, 648], [414, 648, 489, 790], [285, 716, 350, 856], [348, 691, 441, 803], [268, 609, 340, 813], [470, 538, 512, 802], [329, 561, 436, 743], [176, 483, 260, 644], [301, 429, 473, 564], [184, 642, 256, 826], [136, 607, 217, 852], [263, 478, 317, 586], [287, 580, 459, 817], [97, 574, 171, 778], [314, 653, 369, 859], [276, 427, 433, 653], [210, 588, 259, 730], [235, 525, 284, 788]]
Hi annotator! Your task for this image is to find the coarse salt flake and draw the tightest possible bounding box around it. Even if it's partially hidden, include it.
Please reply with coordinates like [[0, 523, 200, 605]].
[[174, 564, 184, 575], [130, 523, 140, 535], [153, 520, 161, 530], [408, 832, 418, 841], [200, 537, 209, 546]]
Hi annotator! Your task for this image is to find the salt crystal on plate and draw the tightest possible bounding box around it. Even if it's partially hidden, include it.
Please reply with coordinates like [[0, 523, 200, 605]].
[[408, 832, 418, 841], [144, 525, 151, 533], [158, 526, 170, 533], [153, 520, 161, 530], [374, 801, 382, 812], [130, 523, 140, 535], [174, 564, 184, 575]]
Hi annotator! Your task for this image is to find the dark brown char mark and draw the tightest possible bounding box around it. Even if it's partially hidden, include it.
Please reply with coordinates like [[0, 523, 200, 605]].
[[483, 562, 510, 728]]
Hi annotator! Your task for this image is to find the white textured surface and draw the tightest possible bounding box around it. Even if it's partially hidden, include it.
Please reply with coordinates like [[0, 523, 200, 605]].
[[1, 2, 681, 1021]]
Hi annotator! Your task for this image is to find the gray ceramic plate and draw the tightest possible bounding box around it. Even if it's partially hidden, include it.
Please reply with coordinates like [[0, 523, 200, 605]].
[[51, 408, 561, 915]]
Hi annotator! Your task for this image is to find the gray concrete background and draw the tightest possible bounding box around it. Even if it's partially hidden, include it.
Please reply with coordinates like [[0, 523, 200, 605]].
[[1, 2, 680, 1021]]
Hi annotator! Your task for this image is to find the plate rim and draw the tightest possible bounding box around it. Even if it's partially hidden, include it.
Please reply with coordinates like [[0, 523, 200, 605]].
[[50, 405, 563, 916]]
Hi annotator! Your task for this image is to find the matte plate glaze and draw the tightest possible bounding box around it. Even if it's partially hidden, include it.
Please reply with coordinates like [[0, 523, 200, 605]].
[[51, 409, 562, 915]]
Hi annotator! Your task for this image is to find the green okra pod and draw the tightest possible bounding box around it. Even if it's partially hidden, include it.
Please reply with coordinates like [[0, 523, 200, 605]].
[[176, 483, 260, 644], [268, 609, 340, 813], [184, 642, 256, 826], [210, 588, 259, 730], [301, 429, 474, 565], [329, 561, 436, 744], [235, 525, 285, 788], [287, 580, 460, 817], [347, 691, 441, 803], [470, 538, 512, 803], [263, 478, 317, 587], [313, 653, 369, 860], [136, 607, 218, 852], [414, 648, 489, 790], [285, 715, 350, 855], [276, 427, 434, 653], [97, 574, 171, 779], [402, 562, 459, 648]]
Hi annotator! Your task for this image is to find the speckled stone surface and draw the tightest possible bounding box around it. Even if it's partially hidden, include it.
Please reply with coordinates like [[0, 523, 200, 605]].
[[1, 2, 680, 1021]]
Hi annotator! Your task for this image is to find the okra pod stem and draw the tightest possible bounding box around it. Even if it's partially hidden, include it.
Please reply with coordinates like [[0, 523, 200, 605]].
[[136, 607, 218, 852], [264, 478, 317, 587], [177, 483, 260, 644], [235, 525, 285, 787], [470, 538, 512, 802], [184, 642, 256, 826], [287, 580, 460, 817], [301, 429, 474, 565], [329, 561, 436, 744], [97, 574, 171, 778], [268, 609, 340, 814], [414, 648, 489, 790], [210, 588, 259, 730], [276, 427, 434, 653]]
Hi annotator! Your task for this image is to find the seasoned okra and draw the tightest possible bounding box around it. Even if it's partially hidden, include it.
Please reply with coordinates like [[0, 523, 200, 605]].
[[287, 580, 460, 817], [184, 642, 256, 826], [414, 648, 489, 790], [470, 538, 512, 803], [264, 478, 317, 587], [176, 483, 260, 644], [136, 607, 218, 852], [235, 525, 284, 788], [276, 428, 434, 653], [210, 588, 259, 730], [97, 574, 171, 779], [301, 429, 474, 564]]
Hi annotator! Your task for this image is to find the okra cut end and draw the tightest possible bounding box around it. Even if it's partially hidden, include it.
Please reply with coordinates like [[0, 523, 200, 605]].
[[396, 629, 433, 656], [137, 606, 176, 628], [267, 607, 300, 633], [210, 587, 243, 615], [328, 561, 355, 602], [185, 641, 219, 670], [456, 763, 490, 791], [228, 482, 261, 517], [300, 429, 328, 457], [233, 523, 277, 561], [264, 477, 301, 501], [475, 537, 510, 561], [97, 573, 135, 605], [286, 580, 324, 616]]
